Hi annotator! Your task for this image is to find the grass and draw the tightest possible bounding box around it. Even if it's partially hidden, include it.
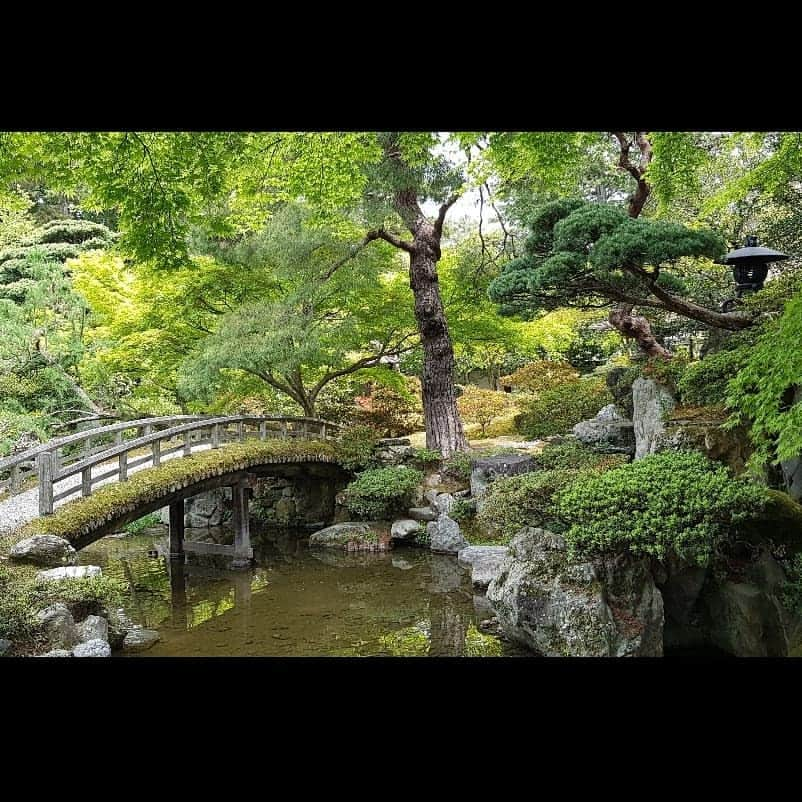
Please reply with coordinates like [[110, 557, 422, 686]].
[[7, 439, 339, 548]]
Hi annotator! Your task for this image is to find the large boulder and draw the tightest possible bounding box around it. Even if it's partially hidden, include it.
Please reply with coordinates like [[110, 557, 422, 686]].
[[76, 615, 109, 644], [73, 639, 111, 658], [487, 528, 664, 656], [390, 519, 421, 543], [427, 515, 467, 555], [36, 565, 102, 582], [572, 404, 635, 455], [37, 603, 78, 651], [408, 507, 437, 522], [107, 608, 134, 652], [654, 408, 751, 473], [122, 628, 161, 653], [470, 454, 536, 508], [9, 535, 77, 567], [632, 377, 676, 459], [458, 546, 509, 589], [309, 522, 389, 552]]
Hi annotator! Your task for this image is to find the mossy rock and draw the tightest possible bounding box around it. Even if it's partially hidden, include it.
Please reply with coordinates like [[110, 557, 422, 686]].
[[741, 490, 802, 554]]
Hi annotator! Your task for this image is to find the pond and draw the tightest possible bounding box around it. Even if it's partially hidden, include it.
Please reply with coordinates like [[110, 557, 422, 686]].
[[78, 526, 529, 657]]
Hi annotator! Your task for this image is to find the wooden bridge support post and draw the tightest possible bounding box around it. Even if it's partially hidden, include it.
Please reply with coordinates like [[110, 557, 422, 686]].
[[169, 559, 188, 629], [230, 480, 253, 570], [169, 500, 185, 561], [37, 452, 55, 516]]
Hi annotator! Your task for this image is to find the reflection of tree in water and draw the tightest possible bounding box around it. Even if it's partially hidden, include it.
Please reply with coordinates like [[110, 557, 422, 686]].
[[428, 593, 469, 656]]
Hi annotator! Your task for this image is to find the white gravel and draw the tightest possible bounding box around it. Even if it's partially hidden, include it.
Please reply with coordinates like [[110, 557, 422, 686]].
[[0, 443, 211, 536]]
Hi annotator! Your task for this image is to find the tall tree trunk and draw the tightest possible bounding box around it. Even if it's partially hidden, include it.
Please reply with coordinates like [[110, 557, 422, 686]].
[[408, 237, 468, 456], [608, 131, 671, 358]]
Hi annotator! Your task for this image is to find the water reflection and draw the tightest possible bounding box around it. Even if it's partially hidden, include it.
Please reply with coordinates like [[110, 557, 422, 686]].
[[79, 527, 528, 657]]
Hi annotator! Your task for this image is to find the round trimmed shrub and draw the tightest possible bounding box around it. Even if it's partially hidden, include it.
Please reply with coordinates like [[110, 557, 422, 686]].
[[342, 466, 423, 520], [557, 450, 768, 566]]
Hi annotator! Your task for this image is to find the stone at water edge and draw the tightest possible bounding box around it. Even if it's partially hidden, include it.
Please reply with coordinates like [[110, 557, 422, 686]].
[[37, 649, 72, 658], [0, 638, 12, 657], [427, 515, 467, 555], [73, 639, 111, 658], [9, 535, 77, 567], [107, 608, 134, 652], [407, 507, 437, 522], [37, 604, 78, 651], [458, 545, 510, 589], [36, 565, 102, 582], [486, 528, 664, 657], [76, 615, 109, 644], [391, 519, 421, 542], [122, 628, 161, 653]]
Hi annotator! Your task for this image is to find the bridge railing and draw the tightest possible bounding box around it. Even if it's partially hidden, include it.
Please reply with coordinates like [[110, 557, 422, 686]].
[[0, 415, 340, 516]]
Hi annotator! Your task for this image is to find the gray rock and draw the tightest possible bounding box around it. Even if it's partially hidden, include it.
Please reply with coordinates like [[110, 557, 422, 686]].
[[76, 615, 109, 644], [424, 473, 443, 488], [470, 455, 536, 507], [702, 581, 788, 657], [183, 488, 231, 528], [122, 628, 161, 653], [572, 404, 635, 455], [458, 545, 510, 589], [36, 603, 78, 650], [72, 639, 111, 658], [9, 535, 77, 567], [392, 557, 413, 570], [427, 515, 467, 555], [309, 522, 380, 549], [107, 608, 134, 651], [36, 565, 102, 582], [632, 377, 676, 460], [606, 366, 636, 419], [377, 437, 411, 447], [433, 493, 455, 516], [0, 638, 12, 656], [391, 519, 421, 542], [487, 528, 663, 656], [423, 489, 439, 505], [408, 507, 437, 522], [38, 649, 72, 657]]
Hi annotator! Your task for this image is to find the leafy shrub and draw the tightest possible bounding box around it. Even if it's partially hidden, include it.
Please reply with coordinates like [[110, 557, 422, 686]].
[[557, 450, 768, 566], [342, 466, 423, 520], [781, 554, 802, 616], [449, 498, 476, 522], [728, 293, 802, 466], [640, 354, 690, 396], [413, 523, 430, 547], [677, 348, 749, 408], [457, 386, 511, 437], [0, 409, 47, 457], [500, 361, 579, 394], [355, 377, 423, 437], [412, 447, 442, 467], [337, 424, 381, 471], [477, 469, 579, 541], [124, 512, 162, 535], [442, 451, 474, 483], [515, 377, 611, 439], [533, 440, 629, 472]]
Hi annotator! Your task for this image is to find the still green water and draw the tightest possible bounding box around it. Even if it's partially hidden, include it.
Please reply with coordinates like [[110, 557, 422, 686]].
[[79, 528, 527, 657]]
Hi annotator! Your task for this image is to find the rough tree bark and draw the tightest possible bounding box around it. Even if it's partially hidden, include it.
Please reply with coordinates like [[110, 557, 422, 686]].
[[372, 140, 468, 457], [608, 131, 673, 358]]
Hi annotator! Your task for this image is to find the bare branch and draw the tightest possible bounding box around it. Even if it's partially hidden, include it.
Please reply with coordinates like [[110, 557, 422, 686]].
[[373, 228, 415, 253]]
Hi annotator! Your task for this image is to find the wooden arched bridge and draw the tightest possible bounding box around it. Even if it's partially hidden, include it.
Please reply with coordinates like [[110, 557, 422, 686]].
[[0, 415, 342, 569]]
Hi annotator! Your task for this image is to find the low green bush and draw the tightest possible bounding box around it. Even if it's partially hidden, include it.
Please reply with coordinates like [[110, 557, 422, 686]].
[[337, 424, 381, 471], [533, 440, 630, 472], [677, 348, 749, 408], [557, 450, 768, 566], [342, 466, 423, 520], [124, 512, 162, 535], [781, 554, 802, 617], [515, 377, 611, 439], [442, 451, 473, 483], [412, 447, 442, 467], [477, 468, 578, 541], [449, 498, 476, 522]]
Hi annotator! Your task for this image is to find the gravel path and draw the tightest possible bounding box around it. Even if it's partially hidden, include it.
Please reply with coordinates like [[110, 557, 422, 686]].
[[0, 443, 212, 536]]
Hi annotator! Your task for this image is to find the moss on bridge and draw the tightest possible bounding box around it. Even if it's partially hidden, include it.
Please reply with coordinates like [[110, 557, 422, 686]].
[[14, 439, 340, 546]]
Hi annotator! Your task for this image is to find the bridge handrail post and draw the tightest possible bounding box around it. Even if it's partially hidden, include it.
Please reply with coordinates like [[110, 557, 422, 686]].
[[259, 421, 267, 440], [211, 423, 220, 449], [37, 452, 55, 516]]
